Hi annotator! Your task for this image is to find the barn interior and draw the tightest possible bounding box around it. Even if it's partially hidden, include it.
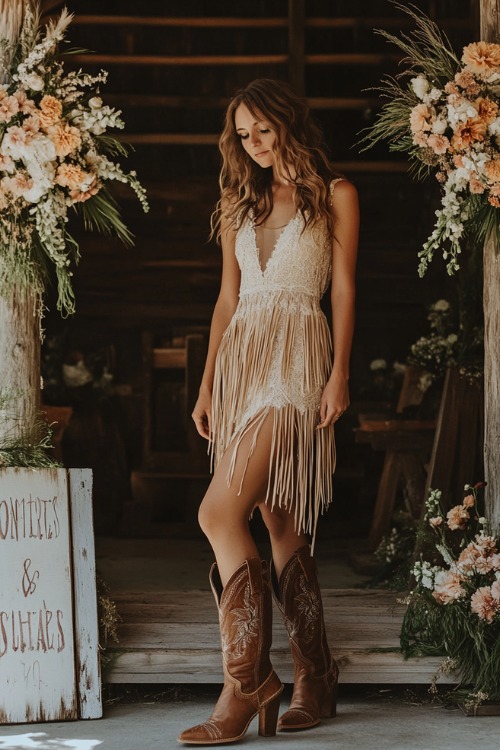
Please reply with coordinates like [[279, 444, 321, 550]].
[[38, 0, 484, 686]]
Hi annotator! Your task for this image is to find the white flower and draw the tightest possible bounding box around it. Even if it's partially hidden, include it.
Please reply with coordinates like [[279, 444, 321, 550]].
[[63, 361, 93, 388], [370, 358, 387, 371], [488, 117, 500, 135], [23, 73, 44, 91], [411, 75, 430, 100], [23, 133, 57, 164], [428, 87, 442, 102], [447, 334, 458, 344], [433, 299, 450, 311], [431, 117, 448, 134], [88, 96, 102, 109]]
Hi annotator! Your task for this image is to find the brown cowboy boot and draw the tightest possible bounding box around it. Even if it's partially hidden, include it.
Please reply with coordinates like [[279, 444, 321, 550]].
[[271, 545, 339, 731], [178, 557, 283, 745]]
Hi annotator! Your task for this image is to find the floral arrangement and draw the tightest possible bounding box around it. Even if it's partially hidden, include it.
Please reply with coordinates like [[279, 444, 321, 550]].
[[360, 3, 500, 275], [408, 297, 483, 390], [401, 483, 500, 703], [0, 2, 148, 315], [408, 299, 459, 389]]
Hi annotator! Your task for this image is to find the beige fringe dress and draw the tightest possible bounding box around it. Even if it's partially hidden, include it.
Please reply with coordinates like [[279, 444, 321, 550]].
[[211, 180, 342, 549]]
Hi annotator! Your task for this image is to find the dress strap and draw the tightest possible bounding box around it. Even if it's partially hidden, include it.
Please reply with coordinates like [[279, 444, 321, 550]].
[[328, 178, 345, 205]]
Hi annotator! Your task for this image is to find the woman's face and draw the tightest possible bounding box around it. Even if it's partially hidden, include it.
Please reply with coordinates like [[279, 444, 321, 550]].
[[234, 102, 277, 169]]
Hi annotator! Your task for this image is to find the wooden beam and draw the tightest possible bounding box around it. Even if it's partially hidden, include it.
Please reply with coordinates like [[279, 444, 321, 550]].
[[306, 53, 400, 65], [72, 16, 288, 28], [288, 0, 305, 94], [480, 0, 500, 528], [104, 94, 379, 110], [68, 54, 288, 67]]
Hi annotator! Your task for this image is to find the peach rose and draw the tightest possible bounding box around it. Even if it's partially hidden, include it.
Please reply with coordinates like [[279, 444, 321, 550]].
[[469, 177, 485, 194], [429, 516, 443, 527], [427, 134, 450, 155], [39, 94, 63, 128], [69, 174, 100, 203], [484, 158, 500, 183], [14, 90, 36, 115], [490, 553, 500, 571], [446, 504, 470, 530], [475, 96, 499, 124], [56, 163, 87, 190], [471, 586, 499, 623], [47, 122, 81, 157], [454, 71, 481, 95], [462, 41, 500, 79], [0, 95, 19, 123], [410, 103, 432, 134], [433, 570, 465, 604], [458, 546, 480, 573], [3, 172, 33, 199], [451, 117, 487, 150]]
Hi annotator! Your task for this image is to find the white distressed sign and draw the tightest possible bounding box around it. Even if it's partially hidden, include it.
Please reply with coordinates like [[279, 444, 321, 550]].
[[0, 468, 78, 723]]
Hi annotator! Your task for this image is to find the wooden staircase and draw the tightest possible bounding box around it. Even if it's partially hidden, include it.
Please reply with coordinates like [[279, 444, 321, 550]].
[[106, 588, 453, 685]]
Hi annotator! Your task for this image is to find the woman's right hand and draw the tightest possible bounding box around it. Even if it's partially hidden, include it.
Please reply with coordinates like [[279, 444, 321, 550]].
[[191, 388, 212, 440]]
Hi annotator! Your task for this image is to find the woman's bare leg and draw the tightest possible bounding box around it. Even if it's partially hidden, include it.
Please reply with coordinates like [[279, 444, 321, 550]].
[[258, 502, 309, 579], [198, 411, 276, 586]]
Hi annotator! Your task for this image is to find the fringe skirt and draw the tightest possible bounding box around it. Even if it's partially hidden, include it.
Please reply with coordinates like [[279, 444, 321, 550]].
[[210, 289, 336, 548]]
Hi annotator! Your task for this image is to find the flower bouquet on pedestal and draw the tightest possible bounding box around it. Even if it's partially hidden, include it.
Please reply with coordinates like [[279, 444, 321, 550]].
[[0, 1, 148, 459], [359, 2, 500, 275], [401, 483, 500, 711]]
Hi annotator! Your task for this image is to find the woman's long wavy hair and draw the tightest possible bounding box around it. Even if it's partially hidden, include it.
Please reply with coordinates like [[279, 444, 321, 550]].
[[211, 78, 340, 242]]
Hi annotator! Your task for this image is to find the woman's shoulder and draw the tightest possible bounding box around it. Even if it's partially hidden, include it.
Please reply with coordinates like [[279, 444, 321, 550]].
[[329, 177, 357, 196], [329, 177, 358, 206]]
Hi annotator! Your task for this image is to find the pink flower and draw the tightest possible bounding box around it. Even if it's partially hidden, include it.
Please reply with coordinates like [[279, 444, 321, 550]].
[[433, 570, 465, 604], [47, 123, 81, 157], [458, 544, 481, 573], [429, 516, 443, 527], [490, 553, 500, 571], [446, 504, 470, 530], [475, 556, 494, 574], [491, 580, 500, 600], [410, 103, 432, 134], [475, 534, 497, 553], [0, 95, 19, 123], [3, 172, 34, 199], [14, 90, 36, 115], [471, 586, 499, 623], [427, 134, 450, 155], [463, 494, 475, 508], [469, 177, 485, 194]]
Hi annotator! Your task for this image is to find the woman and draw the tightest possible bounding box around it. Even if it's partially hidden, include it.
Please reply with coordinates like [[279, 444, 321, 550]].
[[179, 78, 359, 745]]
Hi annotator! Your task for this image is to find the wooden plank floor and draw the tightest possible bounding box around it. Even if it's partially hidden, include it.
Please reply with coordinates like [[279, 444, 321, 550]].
[[106, 589, 451, 684]]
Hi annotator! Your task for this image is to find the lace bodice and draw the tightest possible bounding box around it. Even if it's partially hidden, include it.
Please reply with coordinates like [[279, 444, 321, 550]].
[[235, 212, 332, 299]]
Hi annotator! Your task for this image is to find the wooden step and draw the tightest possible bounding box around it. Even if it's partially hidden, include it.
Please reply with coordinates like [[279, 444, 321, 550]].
[[105, 589, 453, 685]]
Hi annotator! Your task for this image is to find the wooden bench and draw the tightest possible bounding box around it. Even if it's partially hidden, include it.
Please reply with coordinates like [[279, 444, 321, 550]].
[[355, 366, 437, 549]]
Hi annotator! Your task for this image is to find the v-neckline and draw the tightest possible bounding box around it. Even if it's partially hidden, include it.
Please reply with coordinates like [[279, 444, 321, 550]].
[[251, 212, 297, 275]]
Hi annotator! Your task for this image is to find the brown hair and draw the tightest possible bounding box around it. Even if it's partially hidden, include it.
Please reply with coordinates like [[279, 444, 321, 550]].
[[212, 78, 340, 241]]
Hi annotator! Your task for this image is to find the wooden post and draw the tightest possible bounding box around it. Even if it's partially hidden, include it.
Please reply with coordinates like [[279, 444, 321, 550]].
[[0, 3, 41, 445], [480, 0, 500, 529], [0, 286, 41, 443], [288, 0, 305, 94]]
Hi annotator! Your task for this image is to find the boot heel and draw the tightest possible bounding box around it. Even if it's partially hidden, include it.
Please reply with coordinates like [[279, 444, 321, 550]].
[[320, 681, 338, 718], [258, 694, 281, 737]]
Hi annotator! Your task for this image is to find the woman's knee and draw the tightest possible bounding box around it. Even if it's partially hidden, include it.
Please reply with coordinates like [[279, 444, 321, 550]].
[[259, 503, 296, 540]]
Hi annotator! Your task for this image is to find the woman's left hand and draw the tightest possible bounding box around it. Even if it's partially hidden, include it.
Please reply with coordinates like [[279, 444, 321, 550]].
[[317, 373, 350, 429]]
